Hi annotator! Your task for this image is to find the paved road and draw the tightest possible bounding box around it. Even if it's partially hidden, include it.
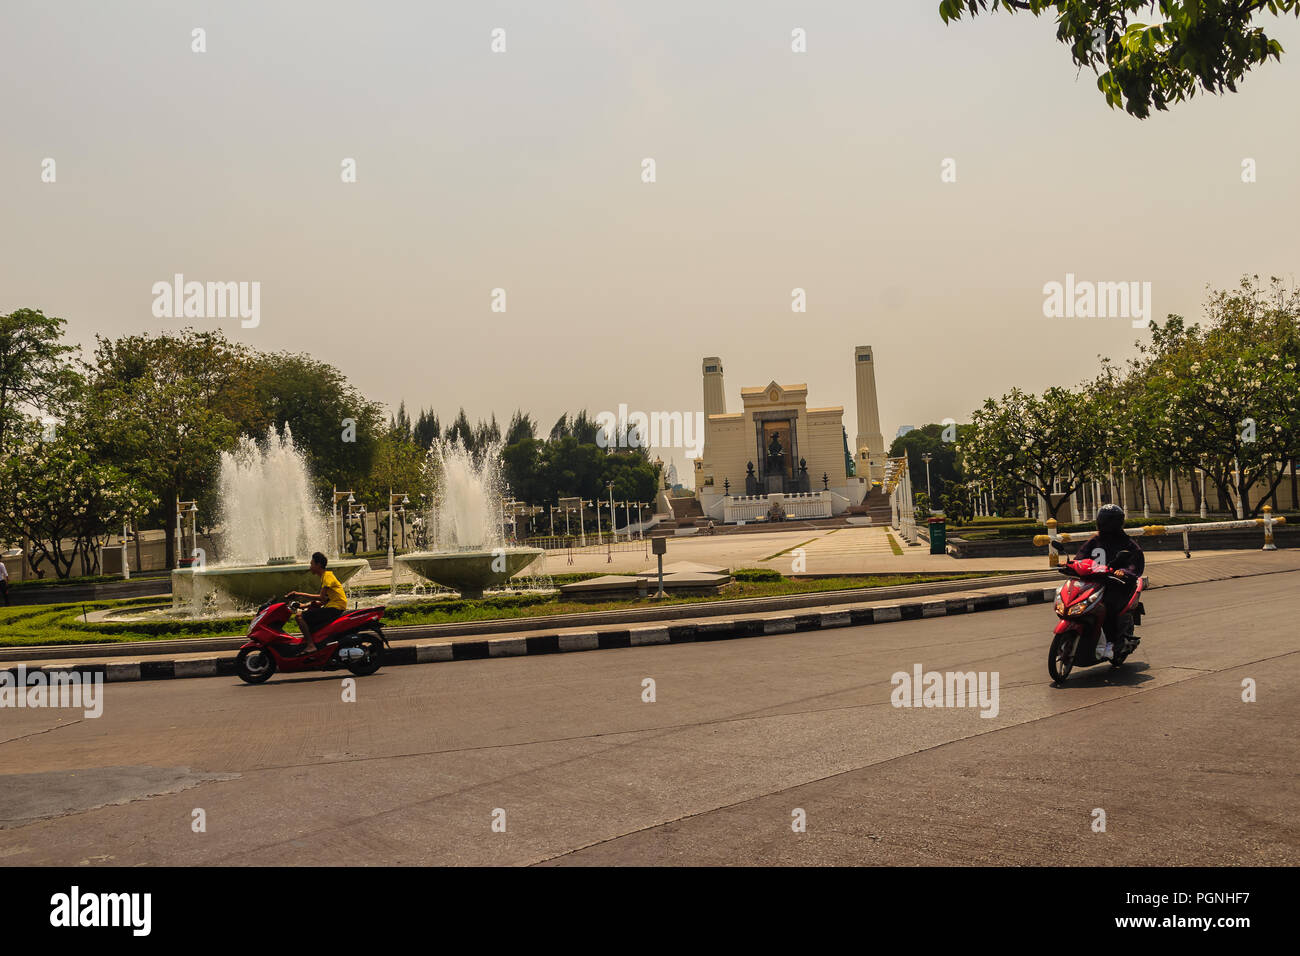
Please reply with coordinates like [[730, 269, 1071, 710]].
[[1, 570, 1295, 865]]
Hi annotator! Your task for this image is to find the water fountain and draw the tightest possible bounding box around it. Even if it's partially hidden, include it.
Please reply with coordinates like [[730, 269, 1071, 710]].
[[171, 426, 368, 609], [395, 439, 542, 599]]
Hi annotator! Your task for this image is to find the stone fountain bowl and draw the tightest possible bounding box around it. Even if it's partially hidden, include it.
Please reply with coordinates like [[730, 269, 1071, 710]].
[[396, 547, 544, 599], [171, 557, 370, 609]]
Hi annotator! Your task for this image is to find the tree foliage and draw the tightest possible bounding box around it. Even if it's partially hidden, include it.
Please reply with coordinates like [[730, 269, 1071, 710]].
[[940, 0, 1299, 118], [0, 308, 80, 456]]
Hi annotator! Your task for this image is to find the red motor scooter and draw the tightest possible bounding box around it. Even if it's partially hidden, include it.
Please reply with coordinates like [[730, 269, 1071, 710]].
[[1048, 552, 1145, 685], [235, 598, 388, 684]]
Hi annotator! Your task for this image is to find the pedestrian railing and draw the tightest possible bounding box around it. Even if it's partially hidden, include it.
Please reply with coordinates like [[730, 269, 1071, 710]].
[[521, 534, 652, 566], [1032, 505, 1286, 566]]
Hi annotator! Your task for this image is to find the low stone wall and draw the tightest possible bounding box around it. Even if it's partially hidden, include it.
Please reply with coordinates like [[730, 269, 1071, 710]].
[[5, 574, 173, 606]]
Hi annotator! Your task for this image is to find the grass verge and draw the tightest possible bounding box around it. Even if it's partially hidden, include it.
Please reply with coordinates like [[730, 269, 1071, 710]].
[[0, 570, 1023, 648]]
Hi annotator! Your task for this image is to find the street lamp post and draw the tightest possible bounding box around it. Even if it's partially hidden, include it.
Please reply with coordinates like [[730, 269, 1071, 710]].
[[921, 453, 932, 505], [332, 488, 355, 558], [388, 491, 409, 594], [1198, 461, 1208, 519], [607, 482, 616, 541], [1233, 457, 1244, 519], [175, 498, 198, 568]]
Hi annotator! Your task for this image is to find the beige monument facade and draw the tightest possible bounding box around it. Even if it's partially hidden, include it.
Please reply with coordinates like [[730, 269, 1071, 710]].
[[693, 349, 884, 522]]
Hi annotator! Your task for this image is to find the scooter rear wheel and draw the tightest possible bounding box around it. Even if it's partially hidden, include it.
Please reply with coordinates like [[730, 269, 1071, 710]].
[[1048, 632, 1076, 685], [346, 631, 384, 677], [236, 646, 276, 684]]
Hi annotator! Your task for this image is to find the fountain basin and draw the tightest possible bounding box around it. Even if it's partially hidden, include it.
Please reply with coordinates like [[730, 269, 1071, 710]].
[[396, 548, 543, 599], [171, 557, 370, 609]]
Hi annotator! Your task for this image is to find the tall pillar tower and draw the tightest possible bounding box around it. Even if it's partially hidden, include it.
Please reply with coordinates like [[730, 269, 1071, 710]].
[[854, 346, 886, 482], [702, 356, 726, 418]]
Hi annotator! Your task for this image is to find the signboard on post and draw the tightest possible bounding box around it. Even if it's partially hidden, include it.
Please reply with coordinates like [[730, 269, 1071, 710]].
[[651, 535, 667, 597]]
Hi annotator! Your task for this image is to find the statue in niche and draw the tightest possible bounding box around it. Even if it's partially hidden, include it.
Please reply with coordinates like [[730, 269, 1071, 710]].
[[766, 432, 786, 476]]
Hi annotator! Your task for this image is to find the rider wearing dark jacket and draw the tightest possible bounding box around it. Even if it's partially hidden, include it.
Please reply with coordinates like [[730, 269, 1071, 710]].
[[1073, 503, 1144, 658]]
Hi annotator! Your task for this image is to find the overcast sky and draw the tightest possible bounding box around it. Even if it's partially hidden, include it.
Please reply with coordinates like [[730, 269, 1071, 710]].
[[4, 1, 1298, 480]]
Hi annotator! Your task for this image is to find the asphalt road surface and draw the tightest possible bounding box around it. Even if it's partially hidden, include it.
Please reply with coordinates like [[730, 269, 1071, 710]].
[[1, 571, 1295, 866]]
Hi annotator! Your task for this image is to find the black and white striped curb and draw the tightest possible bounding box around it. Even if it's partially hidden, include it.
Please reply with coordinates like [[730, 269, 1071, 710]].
[[2, 584, 1068, 684]]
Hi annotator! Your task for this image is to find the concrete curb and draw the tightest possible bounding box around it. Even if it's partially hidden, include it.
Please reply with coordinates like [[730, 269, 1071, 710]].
[[1, 584, 1062, 684]]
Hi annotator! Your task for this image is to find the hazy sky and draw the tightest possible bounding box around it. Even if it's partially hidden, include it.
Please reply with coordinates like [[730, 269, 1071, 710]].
[[4, 1, 1298, 481]]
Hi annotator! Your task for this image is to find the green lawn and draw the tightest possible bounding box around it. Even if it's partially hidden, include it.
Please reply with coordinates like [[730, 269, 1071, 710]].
[[0, 570, 1020, 648]]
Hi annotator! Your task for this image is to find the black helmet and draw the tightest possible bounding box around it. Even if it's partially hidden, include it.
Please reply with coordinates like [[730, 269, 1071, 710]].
[[1096, 503, 1125, 535]]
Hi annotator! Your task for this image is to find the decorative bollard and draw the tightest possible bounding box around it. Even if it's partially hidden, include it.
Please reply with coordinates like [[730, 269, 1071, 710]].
[[1046, 519, 1059, 568], [1263, 505, 1277, 551]]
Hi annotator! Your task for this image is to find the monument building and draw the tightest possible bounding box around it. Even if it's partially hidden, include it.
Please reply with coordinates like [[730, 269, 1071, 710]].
[[692, 348, 887, 522]]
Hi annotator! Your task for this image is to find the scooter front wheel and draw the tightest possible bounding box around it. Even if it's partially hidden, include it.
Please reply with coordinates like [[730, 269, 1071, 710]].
[[1048, 632, 1076, 685], [236, 646, 276, 684]]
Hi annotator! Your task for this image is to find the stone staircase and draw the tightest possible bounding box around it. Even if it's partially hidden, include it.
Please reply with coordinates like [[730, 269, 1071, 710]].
[[847, 488, 893, 525], [669, 497, 706, 527]]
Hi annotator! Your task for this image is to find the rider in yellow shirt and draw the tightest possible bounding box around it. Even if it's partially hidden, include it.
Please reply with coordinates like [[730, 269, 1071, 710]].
[[286, 552, 348, 653]]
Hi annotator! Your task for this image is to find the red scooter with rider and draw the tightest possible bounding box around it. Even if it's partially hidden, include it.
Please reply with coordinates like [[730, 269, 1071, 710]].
[[1048, 504, 1147, 684], [235, 552, 387, 684]]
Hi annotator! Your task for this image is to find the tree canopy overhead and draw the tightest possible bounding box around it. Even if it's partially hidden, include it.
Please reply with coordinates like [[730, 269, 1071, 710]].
[[939, 1, 1299, 118]]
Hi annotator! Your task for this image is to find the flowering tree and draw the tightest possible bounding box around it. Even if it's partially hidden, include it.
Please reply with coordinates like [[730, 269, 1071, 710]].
[[1146, 278, 1300, 515], [962, 386, 1107, 520], [0, 422, 155, 578]]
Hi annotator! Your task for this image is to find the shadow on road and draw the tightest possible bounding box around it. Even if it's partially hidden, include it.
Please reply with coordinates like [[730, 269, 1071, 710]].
[[1052, 660, 1154, 689], [233, 673, 390, 688]]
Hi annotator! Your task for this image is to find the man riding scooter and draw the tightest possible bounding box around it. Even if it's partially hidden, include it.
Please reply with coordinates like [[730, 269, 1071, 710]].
[[1073, 504, 1145, 661], [285, 551, 348, 654]]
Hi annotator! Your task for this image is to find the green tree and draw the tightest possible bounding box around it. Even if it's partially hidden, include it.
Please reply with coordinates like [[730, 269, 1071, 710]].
[[501, 436, 546, 504], [940, 1, 1300, 118], [504, 410, 536, 446], [241, 351, 382, 495], [81, 329, 252, 568], [1148, 277, 1300, 515], [360, 429, 426, 508], [0, 308, 80, 456], [962, 386, 1105, 520], [0, 420, 155, 578], [412, 408, 441, 449], [601, 450, 660, 504], [445, 408, 474, 450], [889, 423, 969, 500]]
